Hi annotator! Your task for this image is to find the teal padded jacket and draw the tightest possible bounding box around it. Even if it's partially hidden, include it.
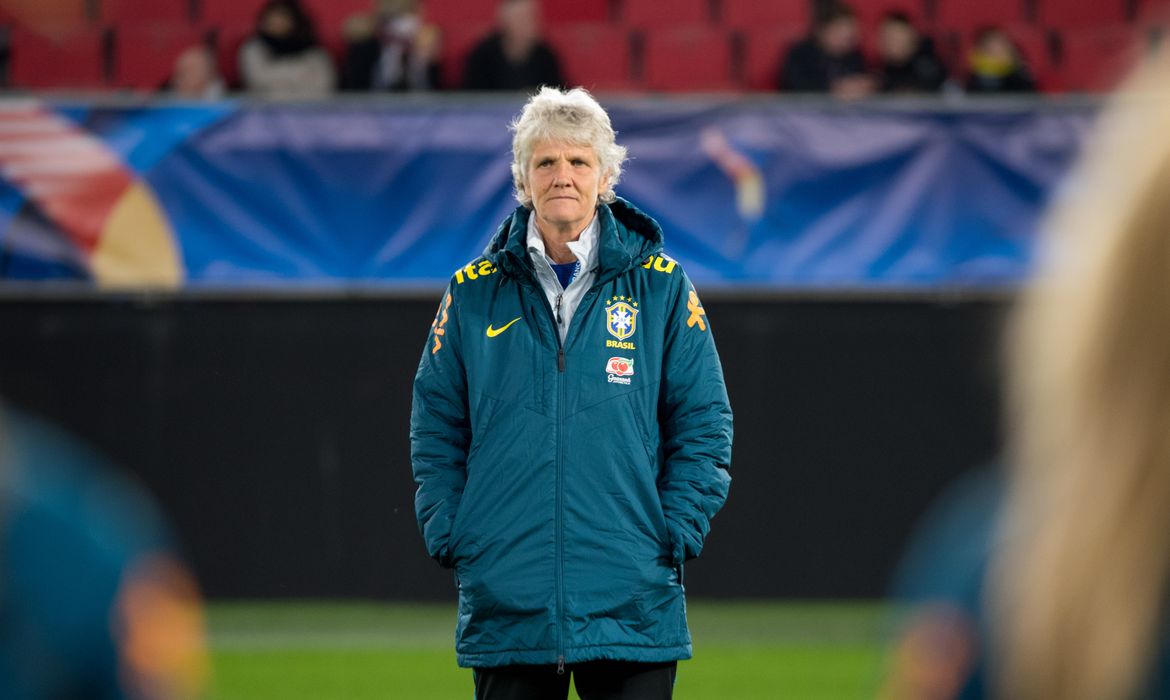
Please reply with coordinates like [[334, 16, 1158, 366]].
[[410, 198, 733, 669]]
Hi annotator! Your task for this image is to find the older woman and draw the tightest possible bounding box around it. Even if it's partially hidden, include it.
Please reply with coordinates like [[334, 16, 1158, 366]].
[[410, 87, 733, 700]]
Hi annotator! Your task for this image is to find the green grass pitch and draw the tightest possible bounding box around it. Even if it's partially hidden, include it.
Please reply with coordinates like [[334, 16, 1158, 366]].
[[207, 601, 889, 699]]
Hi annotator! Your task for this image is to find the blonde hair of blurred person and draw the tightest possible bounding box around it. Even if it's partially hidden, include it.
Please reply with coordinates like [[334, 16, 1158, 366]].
[[990, 49, 1170, 700], [170, 45, 224, 100]]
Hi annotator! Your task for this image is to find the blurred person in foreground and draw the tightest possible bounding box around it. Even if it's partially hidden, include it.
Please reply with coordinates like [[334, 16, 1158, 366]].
[[0, 406, 207, 699], [410, 87, 732, 699], [340, 0, 441, 91], [875, 11, 949, 94], [239, 0, 335, 99], [165, 45, 225, 100], [881, 50, 1170, 700], [778, 2, 873, 98], [965, 26, 1036, 94], [463, 0, 564, 91]]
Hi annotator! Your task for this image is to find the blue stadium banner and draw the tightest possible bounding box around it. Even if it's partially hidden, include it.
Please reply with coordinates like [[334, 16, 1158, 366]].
[[0, 98, 1094, 289]]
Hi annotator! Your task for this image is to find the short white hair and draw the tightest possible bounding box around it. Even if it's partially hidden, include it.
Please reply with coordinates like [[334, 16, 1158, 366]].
[[509, 86, 628, 207]]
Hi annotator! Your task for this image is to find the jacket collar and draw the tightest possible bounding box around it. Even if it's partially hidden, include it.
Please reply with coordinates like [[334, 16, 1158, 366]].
[[487, 197, 665, 285]]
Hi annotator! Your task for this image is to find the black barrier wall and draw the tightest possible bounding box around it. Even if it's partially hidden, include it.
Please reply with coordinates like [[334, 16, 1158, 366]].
[[0, 295, 1006, 599]]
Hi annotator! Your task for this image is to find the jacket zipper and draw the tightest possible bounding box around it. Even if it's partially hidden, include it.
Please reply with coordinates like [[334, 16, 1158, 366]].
[[526, 260, 603, 673], [554, 298, 566, 673]]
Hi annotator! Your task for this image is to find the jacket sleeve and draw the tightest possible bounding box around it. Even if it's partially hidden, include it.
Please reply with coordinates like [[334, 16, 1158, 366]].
[[658, 272, 733, 565], [410, 284, 470, 568]]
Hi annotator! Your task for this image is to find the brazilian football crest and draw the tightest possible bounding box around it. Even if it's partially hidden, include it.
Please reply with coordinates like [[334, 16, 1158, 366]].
[[605, 296, 639, 341]]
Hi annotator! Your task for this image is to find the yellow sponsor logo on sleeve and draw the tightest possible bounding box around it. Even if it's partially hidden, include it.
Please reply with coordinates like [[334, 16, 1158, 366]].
[[455, 259, 498, 284], [641, 255, 677, 274]]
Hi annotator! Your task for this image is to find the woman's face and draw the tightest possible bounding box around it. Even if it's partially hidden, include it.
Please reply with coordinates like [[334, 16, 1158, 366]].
[[261, 7, 295, 36], [524, 139, 609, 236]]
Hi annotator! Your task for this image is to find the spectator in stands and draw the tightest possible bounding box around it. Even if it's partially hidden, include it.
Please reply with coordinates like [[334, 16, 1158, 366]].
[[166, 45, 225, 100], [876, 11, 949, 93], [966, 26, 1036, 94], [779, 3, 873, 98], [239, 0, 335, 99], [881, 52, 1170, 700], [340, 0, 441, 91], [463, 0, 564, 91]]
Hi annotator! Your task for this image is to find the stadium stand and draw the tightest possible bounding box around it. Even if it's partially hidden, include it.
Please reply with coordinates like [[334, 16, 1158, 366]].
[[622, 0, 710, 29], [10, 25, 107, 89], [114, 23, 209, 90], [437, 21, 495, 89], [741, 25, 806, 90], [547, 22, 633, 91], [198, 0, 264, 26], [720, 0, 809, 31], [1137, 0, 1170, 23], [1057, 26, 1142, 91], [934, 0, 1028, 34], [642, 25, 734, 91], [1001, 25, 1058, 89], [541, 0, 612, 24], [1035, 0, 1128, 30], [0, 0, 1159, 92], [852, 0, 927, 34], [100, 0, 191, 24], [421, 0, 499, 28], [0, 0, 89, 35], [212, 23, 253, 88], [295, 0, 372, 40]]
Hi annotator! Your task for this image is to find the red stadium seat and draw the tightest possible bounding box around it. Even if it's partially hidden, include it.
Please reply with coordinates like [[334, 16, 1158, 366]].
[[541, 0, 610, 25], [852, 0, 927, 32], [1003, 25, 1057, 90], [213, 22, 252, 89], [547, 23, 633, 91], [423, 0, 499, 28], [623, 0, 709, 29], [100, 0, 190, 24], [741, 26, 805, 90], [299, 0, 371, 41], [642, 26, 734, 92], [10, 26, 107, 88], [0, 0, 88, 36], [438, 22, 495, 88], [1036, 0, 1127, 30], [1136, 0, 1170, 24], [934, 0, 1026, 33], [1057, 26, 1140, 92], [721, 0, 808, 30], [200, 0, 265, 26], [114, 23, 209, 90]]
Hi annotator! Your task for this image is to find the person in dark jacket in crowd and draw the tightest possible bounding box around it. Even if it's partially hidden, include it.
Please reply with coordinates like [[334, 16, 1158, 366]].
[[778, 3, 873, 98], [340, 0, 441, 91], [411, 86, 733, 699], [462, 0, 564, 91], [966, 26, 1036, 94], [876, 11, 949, 93]]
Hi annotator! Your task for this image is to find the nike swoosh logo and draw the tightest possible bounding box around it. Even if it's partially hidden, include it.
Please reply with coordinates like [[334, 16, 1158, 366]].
[[486, 317, 522, 338]]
